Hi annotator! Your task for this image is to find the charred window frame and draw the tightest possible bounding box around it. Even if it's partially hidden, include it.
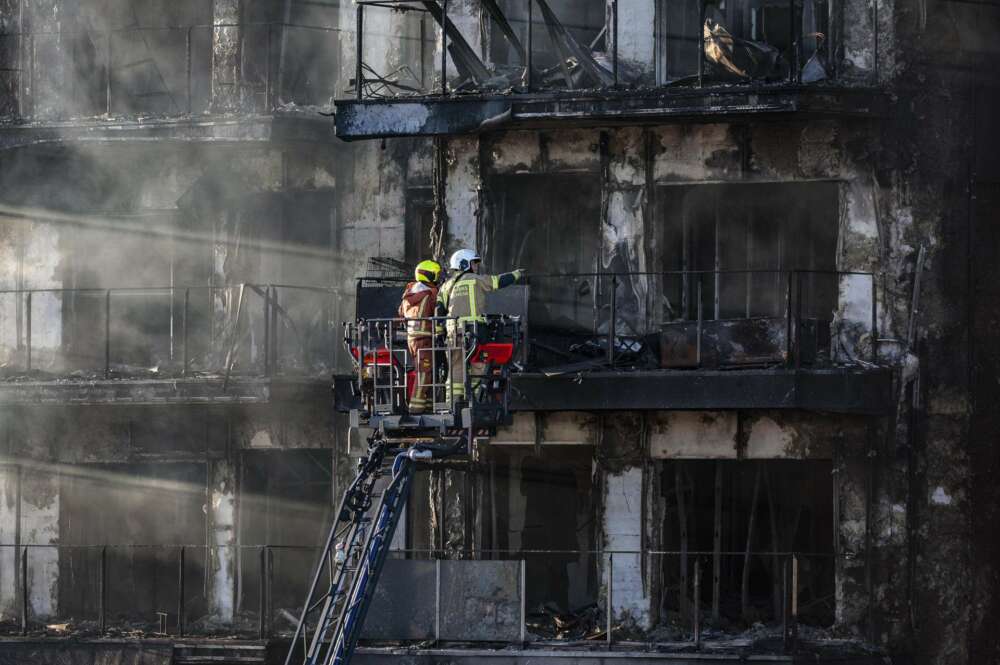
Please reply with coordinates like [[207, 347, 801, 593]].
[[489, 0, 607, 70], [58, 462, 209, 622], [659, 460, 836, 627], [25, 1, 215, 119], [240, 449, 334, 613], [261, 0, 343, 106], [655, 181, 839, 326], [404, 187, 435, 265], [480, 446, 599, 615]]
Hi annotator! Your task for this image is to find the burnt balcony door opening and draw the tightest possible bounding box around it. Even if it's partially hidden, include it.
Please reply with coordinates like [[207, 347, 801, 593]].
[[58, 462, 208, 624], [659, 460, 835, 629], [656, 181, 838, 367], [239, 450, 334, 616], [62, 211, 200, 375], [484, 174, 602, 367], [481, 446, 599, 616]]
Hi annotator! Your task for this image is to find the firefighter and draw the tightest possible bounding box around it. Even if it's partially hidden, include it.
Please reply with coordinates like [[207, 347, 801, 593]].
[[436, 249, 523, 403], [398, 259, 443, 414]]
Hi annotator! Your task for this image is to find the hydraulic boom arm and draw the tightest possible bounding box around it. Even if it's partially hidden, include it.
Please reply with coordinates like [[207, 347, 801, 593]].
[[285, 435, 463, 665]]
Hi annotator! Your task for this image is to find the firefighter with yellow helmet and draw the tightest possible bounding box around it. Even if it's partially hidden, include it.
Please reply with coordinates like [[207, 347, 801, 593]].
[[398, 259, 443, 414], [436, 249, 523, 403]]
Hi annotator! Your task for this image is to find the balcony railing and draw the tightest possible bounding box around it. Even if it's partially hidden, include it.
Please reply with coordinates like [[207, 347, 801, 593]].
[[0, 21, 345, 121], [532, 269, 878, 371], [0, 284, 347, 381], [350, 0, 878, 102], [360, 269, 879, 373], [0, 542, 830, 650], [0, 269, 877, 384]]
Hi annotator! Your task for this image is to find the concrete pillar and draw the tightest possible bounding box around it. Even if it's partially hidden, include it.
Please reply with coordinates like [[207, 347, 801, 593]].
[[604, 128, 651, 334], [0, 465, 59, 621], [608, 0, 656, 85], [603, 466, 651, 629], [429, 469, 470, 556], [0, 465, 18, 618], [21, 467, 58, 620], [834, 438, 869, 631], [211, 0, 243, 112], [207, 457, 237, 623], [338, 141, 406, 264], [443, 136, 480, 255]]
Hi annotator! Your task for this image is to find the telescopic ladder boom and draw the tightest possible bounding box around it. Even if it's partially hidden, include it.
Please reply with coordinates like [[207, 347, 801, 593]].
[[284, 436, 460, 665]]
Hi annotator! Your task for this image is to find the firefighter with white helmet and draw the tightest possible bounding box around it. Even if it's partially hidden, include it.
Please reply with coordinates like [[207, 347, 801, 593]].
[[436, 249, 523, 403]]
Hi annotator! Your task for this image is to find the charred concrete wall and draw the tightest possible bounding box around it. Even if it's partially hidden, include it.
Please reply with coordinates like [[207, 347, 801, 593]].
[[358, 44, 995, 656]]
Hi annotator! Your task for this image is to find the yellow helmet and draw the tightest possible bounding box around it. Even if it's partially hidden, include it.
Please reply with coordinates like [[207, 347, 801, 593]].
[[415, 259, 442, 285]]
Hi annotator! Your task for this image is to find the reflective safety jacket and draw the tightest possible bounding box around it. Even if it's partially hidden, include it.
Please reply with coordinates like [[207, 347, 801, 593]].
[[437, 270, 518, 329], [398, 281, 438, 338]]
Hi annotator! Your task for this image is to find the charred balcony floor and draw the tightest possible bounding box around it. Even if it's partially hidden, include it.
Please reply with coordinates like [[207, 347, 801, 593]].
[[511, 367, 891, 415], [333, 84, 888, 140], [0, 374, 330, 405], [353, 640, 887, 665], [0, 110, 333, 152], [334, 366, 892, 416], [0, 636, 888, 665]]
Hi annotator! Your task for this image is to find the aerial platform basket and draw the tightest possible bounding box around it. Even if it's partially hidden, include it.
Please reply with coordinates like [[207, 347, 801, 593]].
[[344, 313, 522, 442]]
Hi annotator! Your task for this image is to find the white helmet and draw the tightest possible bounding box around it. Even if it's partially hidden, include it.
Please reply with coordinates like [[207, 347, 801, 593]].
[[449, 248, 481, 271]]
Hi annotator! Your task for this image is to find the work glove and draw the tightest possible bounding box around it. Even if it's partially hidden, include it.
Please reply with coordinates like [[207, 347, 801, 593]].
[[514, 268, 528, 283]]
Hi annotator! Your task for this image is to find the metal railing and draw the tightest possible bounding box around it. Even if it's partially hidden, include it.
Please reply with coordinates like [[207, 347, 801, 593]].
[[0, 269, 877, 383], [347, 314, 521, 417], [0, 21, 346, 121], [0, 543, 825, 650], [516, 269, 878, 370], [352, 0, 879, 101], [348, 316, 462, 416], [0, 284, 347, 380]]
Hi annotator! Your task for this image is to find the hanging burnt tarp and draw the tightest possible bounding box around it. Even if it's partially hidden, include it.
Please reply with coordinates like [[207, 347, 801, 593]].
[[703, 18, 783, 80]]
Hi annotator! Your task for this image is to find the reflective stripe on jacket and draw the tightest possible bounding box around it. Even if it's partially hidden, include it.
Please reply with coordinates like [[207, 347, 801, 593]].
[[398, 281, 438, 337], [437, 272, 501, 324]]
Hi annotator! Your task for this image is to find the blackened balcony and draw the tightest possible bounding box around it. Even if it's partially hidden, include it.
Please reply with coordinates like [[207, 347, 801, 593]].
[[0, 284, 347, 404], [337, 269, 892, 415], [0, 21, 342, 149], [334, 0, 888, 140]]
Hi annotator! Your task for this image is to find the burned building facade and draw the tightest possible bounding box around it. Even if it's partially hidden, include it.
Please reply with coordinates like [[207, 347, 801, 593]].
[[0, 1, 996, 664]]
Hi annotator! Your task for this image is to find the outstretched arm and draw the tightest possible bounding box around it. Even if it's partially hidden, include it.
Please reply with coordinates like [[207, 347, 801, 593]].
[[490, 269, 524, 290]]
